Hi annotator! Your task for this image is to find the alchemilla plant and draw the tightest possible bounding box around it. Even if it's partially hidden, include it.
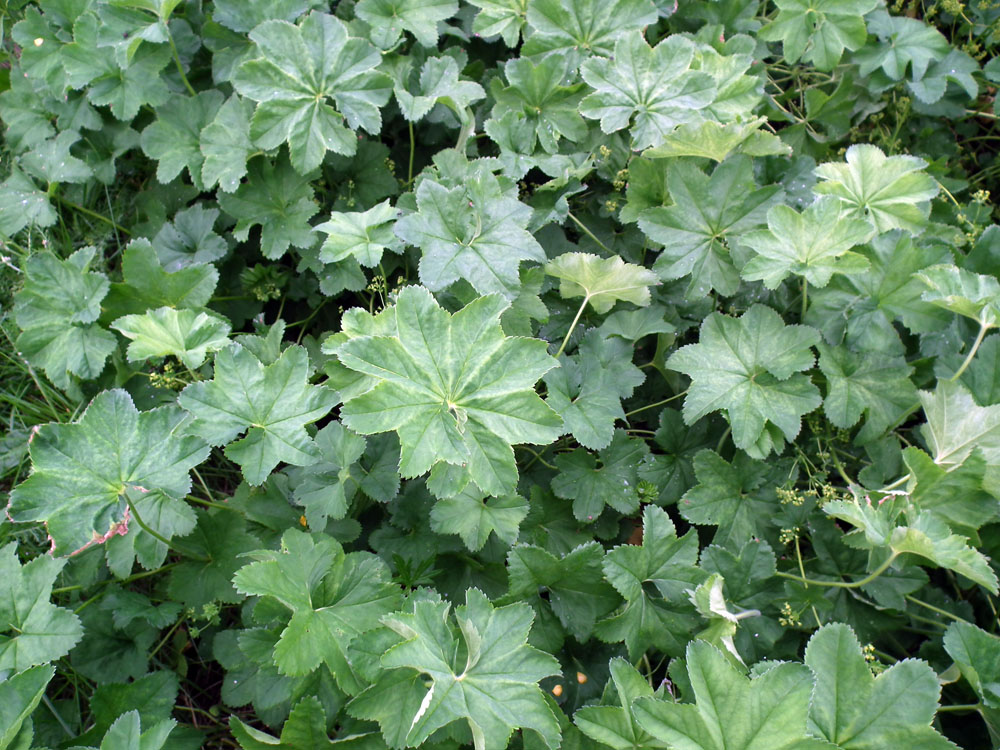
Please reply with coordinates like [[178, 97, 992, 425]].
[[1, 0, 1000, 747]]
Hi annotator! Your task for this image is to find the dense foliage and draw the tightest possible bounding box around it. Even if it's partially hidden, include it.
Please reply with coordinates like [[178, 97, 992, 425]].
[[1, 0, 1000, 747]]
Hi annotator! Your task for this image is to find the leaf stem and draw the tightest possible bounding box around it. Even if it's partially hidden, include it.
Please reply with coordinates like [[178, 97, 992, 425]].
[[801, 278, 808, 319], [567, 212, 612, 254], [186, 494, 242, 513], [905, 594, 971, 623], [168, 29, 197, 97], [408, 120, 415, 185], [624, 390, 688, 418], [776, 552, 898, 589], [937, 704, 982, 713], [42, 695, 74, 738], [950, 321, 991, 381], [53, 195, 131, 236], [127, 498, 208, 562], [555, 296, 590, 358]]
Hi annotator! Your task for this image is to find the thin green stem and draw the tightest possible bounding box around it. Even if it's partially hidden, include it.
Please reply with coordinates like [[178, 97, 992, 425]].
[[828, 447, 853, 486], [187, 494, 242, 513], [777, 553, 898, 589], [127, 498, 208, 561], [168, 30, 197, 97], [53, 195, 131, 236], [715, 425, 731, 453], [567, 212, 612, 254], [518, 446, 557, 470], [937, 704, 982, 713], [555, 297, 589, 358], [801, 278, 808, 319], [149, 615, 186, 660], [905, 594, 971, 623], [42, 695, 74, 738], [624, 390, 688, 418], [950, 321, 991, 381], [879, 474, 911, 492], [408, 120, 415, 185]]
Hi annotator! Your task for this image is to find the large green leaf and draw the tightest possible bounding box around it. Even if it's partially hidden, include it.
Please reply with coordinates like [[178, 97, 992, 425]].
[[523, 0, 658, 58], [358, 588, 562, 750], [233, 11, 391, 173], [232, 529, 401, 691], [574, 657, 663, 750], [759, 0, 879, 70], [804, 623, 954, 748], [668, 304, 822, 457], [7, 390, 209, 555], [919, 379, 1000, 467], [633, 640, 830, 750], [334, 285, 562, 495], [0, 545, 82, 671], [178, 344, 338, 485], [0, 665, 53, 750], [918, 263, 1000, 328]]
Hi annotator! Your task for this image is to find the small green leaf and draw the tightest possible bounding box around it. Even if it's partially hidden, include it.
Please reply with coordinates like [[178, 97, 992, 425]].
[[552, 430, 650, 522], [316, 200, 399, 267], [918, 263, 1000, 328], [545, 252, 659, 314], [758, 0, 879, 70], [355, 0, 458, 48], [199, 94, 255, 192], [0, 665, 53, 750], [574, 657, 661, 750], [430, 487, 528, 550], [140, 91, 224, 188], [944, 621, 1000, 709], [112, 307, 232, 370]]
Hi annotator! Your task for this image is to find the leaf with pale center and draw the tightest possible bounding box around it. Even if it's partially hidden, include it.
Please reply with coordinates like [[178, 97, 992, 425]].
[[112, 307, 232, 370], [545, 252, 659, 314]]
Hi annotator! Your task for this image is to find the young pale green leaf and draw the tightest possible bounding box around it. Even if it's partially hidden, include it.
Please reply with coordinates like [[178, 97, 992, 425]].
[[199, 94, 255, 192], [233, 12, 390, 173], [580, 33, 716, 150], [140, 91, 224, 188], [217, 158, 319, 260], [355, 0, 458, 48], [0, 169, 56, 235], [112, 307, 232, 370], [758, 0, 879, 71], [813, 144, 938, 234], [740, 197, 874, 289], [7, 390, 209, 555], [902, 448, 1000, 537], [179, 344, 337, 485], [0, 544, 82, 671], [667, 304, 822, 457], [396, 173, 545, 298], [392, 56, 485, 122], [918, 263, 1000, 328], [316, 200, 399, 267], [336, 285, 562, 495], [430, 486, 529, 551], [13, 247, 116, 389], [0, 665, 53, 750], [638, 156, 781, 298], [643, 117, 790, 162], [816, 343, 917, 443], [230, 696, 338, 749], [943, 621, 1000, 709], [372, 589, 562, 750], [805, 623, 955, 749], [523, 0, 658, 59], [92, 710, 175, 750], [232, 530, 402, 691], [633, 640, 831, 750], [595, 506, 705, 658], [212, 0, 323, 33], [552, 430, 650, 522], [545, 252, 659, 314], [574, 657, 663, 750], [918, 380, 1000, 467]]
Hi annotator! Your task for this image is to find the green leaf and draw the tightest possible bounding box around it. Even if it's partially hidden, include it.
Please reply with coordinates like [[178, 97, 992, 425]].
[[824, 494, 999, 593], [112, 307, 232, 370], [545, 252, 659, 314], [335, 285, 562, 495], [468, 0, 528, 45], [804, 622, 955, 749], [430, 486, 529, 550], [0, 169, 57, 235], [580, 33, 716, 150], [855, 11, 951, 82], [0, 665, 53, 750], [370, 588, 562, 750], [355, 0, 458, 48], [392, 55, 485, 122], [13, 247, 116, 389], [396, 173, 545, 298], [152, 205, 228, 270], [140, 92, 224, 188], [758, 0, 879, 71], [505, 542, 619, 642], [7, 389, 209, 555], [552, 429, 650, 522], [574, 657, 663, 750], [199, 94, 255, 192], [179, 344, 338, 485], [230, 696, 338, 749], [523, 0, 658, 59], [94, 711, 175, 750], [816, 343, 917, 443], [212, 0, 322, 33], [667, 304, 822, 457], [490, 53, 587, 153], [918, 263, 1000, 328], [102, 238, 219, 320], [316, 200, 399, 267], [813, 144, 938, 234], [919, 379, 1000, 468], [233, 11, 391, 173], [0, 544, 82, 671], [740, 197, 874, 289], [943, 621, 1000, 709], [903, 447, 1000, 537], [595, 505, 705, 658], [638, 156, 781, 298], [217, 157, 319, 259], [20, 130, 94, 184], [643, 117, 791, 162], [634, 640, 829, 750], [232, 529, 401, 690]]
